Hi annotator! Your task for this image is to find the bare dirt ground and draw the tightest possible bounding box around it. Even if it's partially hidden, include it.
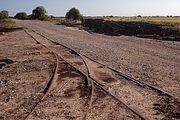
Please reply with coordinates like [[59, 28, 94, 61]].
[[0, 20, 179, 120], [0, 25, 143, 120], [18, 20, 180, 98], [0, 30, 56, 119]]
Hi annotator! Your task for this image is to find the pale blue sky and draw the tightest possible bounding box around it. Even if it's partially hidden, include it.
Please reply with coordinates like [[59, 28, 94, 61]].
[[0, 0, 180, 16]]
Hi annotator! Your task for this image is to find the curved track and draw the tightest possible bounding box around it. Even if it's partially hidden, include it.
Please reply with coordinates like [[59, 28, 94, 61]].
[[24, 30, 60, 120], [24, 29, 146, 120]]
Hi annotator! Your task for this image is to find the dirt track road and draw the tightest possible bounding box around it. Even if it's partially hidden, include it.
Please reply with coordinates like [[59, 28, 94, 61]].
[[17, 20, 180, 98]]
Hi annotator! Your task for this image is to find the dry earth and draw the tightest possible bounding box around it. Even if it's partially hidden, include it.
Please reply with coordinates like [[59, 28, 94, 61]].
[[0, 30, 141, 120], [18, 20, 180, 98], [0, 30, 56, 119], [0, 20, 180, 120]]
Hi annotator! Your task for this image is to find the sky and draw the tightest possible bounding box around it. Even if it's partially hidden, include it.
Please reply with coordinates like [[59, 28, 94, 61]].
[[0, 0, 180, 17]]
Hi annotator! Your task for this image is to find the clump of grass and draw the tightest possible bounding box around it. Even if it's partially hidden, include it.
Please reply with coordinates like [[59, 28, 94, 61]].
[[58, 19, 81, 26], [48, 18, 81, 26], [0, 19, 17, 29], [47, 18, 65, 23]]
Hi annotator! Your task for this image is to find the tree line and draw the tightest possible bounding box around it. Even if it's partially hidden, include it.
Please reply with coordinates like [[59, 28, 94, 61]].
[[0, 6, 82, 20]]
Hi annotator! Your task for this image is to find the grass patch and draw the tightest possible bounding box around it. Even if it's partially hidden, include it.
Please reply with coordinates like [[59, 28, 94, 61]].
[[47, 18, 81, 26], [47, 18, 65, 23], [0, 19, 22, 34], [0, 19, 17, 29]]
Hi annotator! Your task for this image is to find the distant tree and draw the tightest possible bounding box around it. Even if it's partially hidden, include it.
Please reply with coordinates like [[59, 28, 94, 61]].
[[49, 15, 55, 18], [9, 16, 14, 19], [137, 15, 142, 18], [27, 14, 34, 19], [65, 8, 82, 20], [0, 10, 9, 19], [14, 12, 27, 20], [167, 15, 173, 17], [32, 6, 47, 20]]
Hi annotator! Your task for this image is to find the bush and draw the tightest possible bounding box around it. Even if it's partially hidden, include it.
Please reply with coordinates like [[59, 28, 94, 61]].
[[32, 6, 47, 20], [27, 14, 34, 19], [0, 10, 9, 19], [137, 15, 142, 18], [0, 19, 17, 28], [49, 15, 55, 18], [65, 8, 82, 20], [38, 15, 48, 21], [14, 12, 27, 20]]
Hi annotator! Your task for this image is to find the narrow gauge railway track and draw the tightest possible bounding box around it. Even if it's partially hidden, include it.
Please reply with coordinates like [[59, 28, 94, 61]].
[[29, 28, 180, 101], [24, 30, 59, 120], [24, 28, 180, 120], [25, 29, 95, 120], [24, 29, 146, 120], [25, 30, 92, 119]]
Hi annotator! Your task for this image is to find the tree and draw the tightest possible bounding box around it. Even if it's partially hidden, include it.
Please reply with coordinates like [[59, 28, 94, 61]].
[[32, 6, 47, 20], [0, 10, 9, 19], [137, 15, 142, 18], [65, 8, 82, 20], [14, 12, 27, 20]]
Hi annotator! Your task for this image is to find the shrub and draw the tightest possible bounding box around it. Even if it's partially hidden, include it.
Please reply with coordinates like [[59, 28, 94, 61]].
[[32, 6, 47, 20], [27, 14, 34, 19], [65, 8, 82, 20], [14, 12, 27, 20], [137, 15, 142, 18], [0, 10, 9, 19]]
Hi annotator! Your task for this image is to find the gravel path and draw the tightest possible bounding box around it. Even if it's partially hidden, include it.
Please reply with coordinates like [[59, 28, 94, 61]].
[[17, 20, 180, 98]]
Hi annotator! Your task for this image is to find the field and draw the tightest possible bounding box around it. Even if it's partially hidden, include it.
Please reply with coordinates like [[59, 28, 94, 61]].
[[105, 17, 180, 23], [105, 17, 180, 29], [81, 17, 180, 41]]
